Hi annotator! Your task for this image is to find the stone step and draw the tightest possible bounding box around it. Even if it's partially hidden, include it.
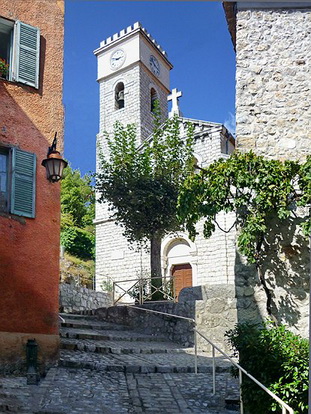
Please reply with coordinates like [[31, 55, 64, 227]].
[[59, 349, 232, 374], [59, 312, 98, 320], [60, 327, 168, 342], [61, 319, 129, 331], [60, 337, 191, 354], [56, 312, 241, 412]]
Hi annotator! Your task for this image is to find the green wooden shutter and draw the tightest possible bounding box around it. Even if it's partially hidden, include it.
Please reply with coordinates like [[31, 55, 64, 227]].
[[11, 148, 36, 218], [13, 21, 40, 89]]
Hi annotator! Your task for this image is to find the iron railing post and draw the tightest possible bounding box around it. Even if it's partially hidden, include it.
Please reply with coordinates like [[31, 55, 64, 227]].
[[117, 304, 294, 414], [212, 346, 216, 395], [194, 322, 198, 374], [239, 369, 244, 414], [139, 279, 143, 305], [112, 281, 115, 305]]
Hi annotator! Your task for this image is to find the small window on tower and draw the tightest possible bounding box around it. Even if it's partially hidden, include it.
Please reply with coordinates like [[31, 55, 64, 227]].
[[151, 88, 158, 112], [115, 82, 124, 110]]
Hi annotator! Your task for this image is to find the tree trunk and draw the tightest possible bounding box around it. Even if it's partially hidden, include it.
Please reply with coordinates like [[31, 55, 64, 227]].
[[150, 233, 162, 289], [256, 264, 278, 325], [256, 261, 278, 324], [255, 237, 278, 324]]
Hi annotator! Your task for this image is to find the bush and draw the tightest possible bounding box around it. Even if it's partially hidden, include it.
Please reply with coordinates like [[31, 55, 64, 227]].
[[60, 253, 94, 288], [60, 227, 95, 259], [225, 322, 309, 414]]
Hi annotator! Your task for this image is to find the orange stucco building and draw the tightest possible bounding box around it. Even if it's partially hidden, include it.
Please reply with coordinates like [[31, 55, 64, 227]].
[[0, 0, 64, 371]]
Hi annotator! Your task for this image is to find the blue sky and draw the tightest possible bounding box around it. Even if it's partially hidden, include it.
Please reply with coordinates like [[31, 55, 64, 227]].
[[64, 1, 236, 175]]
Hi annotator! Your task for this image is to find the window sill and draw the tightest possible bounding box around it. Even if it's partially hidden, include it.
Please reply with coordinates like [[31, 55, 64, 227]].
[[0, 211, 26, 224], [0, 76, 38, 91]]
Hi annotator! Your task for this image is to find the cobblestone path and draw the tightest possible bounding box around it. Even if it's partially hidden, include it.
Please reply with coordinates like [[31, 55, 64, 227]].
[[0, 313, 240, 413]]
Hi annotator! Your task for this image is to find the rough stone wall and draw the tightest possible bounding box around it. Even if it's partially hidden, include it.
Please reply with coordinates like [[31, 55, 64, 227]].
[[236, 7, 311, 160], [193, 212, 236, 286], [234, 224, 310, 338], [95, 284, 238, 353], [59, 284, 112, 314], [95, 220, 150, 292], [234, 5, 310, 338]]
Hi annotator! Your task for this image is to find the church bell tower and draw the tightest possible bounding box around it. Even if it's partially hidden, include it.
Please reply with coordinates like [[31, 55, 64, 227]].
[[94, 22, 173, 143]]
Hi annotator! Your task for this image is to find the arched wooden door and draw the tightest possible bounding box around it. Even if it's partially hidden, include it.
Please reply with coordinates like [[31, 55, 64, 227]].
[[172, 263, 192, 301]]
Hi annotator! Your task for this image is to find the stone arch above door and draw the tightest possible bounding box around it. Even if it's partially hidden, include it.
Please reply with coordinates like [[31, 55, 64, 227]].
[[161, 233, 198, 286]]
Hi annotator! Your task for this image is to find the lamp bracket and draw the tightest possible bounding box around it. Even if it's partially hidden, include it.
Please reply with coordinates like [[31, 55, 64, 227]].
[[48, 132, 58, 156]]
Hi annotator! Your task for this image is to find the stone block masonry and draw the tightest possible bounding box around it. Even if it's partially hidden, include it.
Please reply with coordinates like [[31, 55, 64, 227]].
[[98, 64, 167, 146], [59, 283, 112, 313], [233, 3, 311, 340], [236, 6, 311, 160], [96, 284, 239, 353]]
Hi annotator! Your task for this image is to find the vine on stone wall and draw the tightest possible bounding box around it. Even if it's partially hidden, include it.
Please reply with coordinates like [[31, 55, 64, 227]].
[[177, 151, 311, 319]]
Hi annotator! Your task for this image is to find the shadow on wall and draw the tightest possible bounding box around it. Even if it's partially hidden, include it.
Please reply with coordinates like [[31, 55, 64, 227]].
[[234, 254, 264, 326], [235, 214, 310, 335], [0, 81, 61, 336]]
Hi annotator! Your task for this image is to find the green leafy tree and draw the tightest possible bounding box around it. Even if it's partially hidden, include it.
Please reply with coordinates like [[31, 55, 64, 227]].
[[177, 151, 311, 317], [96, 108, 194, 282], [61, 165, 95, 259]]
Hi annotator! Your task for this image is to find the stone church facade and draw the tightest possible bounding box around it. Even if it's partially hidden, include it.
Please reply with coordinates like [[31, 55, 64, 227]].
[[94, 22, 235, 298], [93, 2, 310, 346]]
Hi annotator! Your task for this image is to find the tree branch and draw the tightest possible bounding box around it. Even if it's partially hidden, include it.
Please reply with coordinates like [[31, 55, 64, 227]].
[[213, 218, 236, 233]]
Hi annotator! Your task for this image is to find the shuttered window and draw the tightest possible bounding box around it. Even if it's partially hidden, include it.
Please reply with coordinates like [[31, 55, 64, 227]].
[[0, 18, 40, 89], [13, 21, 40, 89], [11, 148, 36, 218]]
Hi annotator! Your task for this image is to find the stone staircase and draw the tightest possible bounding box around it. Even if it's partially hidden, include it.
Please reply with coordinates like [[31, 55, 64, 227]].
[[58, 313, 240, 413], [0, 313, 240, 413]]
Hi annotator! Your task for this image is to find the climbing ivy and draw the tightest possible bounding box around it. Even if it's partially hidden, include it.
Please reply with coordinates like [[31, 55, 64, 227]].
[[178, 151, 310, 263], [177, 152, 311, 317]]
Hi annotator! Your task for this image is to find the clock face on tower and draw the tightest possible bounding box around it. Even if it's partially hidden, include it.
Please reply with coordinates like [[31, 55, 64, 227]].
[[110, 49, 126, 70], [149, 55, 160, 77]]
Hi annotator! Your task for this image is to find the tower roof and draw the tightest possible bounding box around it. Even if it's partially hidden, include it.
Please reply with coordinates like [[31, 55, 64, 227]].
[[94, 22, 173, 69]]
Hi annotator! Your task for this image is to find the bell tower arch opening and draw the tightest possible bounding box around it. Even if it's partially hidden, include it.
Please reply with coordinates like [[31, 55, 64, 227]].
[[150, 87, 158, 112], [115, 82, 125, 110]]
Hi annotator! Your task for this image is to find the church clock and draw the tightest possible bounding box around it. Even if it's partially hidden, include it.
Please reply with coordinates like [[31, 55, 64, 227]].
[[149, 55, 160, 77], [110, 49, 126, 70], [95, 22, 172, 143]]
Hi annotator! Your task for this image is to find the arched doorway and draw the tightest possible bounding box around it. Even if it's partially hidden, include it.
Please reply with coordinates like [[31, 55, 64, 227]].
[[172, 263, 192, 301]]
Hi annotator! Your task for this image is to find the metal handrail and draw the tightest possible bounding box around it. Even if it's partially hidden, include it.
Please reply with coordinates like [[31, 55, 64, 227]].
[[113, 276, 176, 305], [128, 305, 294, 414], [59, 314, 65, 323]]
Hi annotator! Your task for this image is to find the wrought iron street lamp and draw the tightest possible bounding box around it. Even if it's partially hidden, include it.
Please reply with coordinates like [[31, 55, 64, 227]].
[[42, 132, 68, 182]]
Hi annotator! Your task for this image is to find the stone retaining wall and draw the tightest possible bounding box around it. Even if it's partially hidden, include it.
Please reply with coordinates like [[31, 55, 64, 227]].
[[59, 284, 112, 313], [95, 284, 238, 352]]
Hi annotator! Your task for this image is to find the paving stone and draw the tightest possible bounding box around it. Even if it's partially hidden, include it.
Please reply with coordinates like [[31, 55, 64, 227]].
[[0, 313, 240, 413]]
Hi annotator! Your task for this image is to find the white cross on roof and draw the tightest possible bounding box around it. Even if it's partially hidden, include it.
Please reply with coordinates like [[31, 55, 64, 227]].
[[167, 88, 182, 118]]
